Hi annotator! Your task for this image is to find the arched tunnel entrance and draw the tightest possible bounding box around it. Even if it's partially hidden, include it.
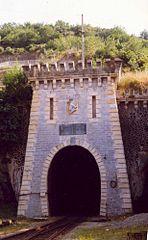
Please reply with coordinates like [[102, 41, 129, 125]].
[[48, 146, 101, 216]]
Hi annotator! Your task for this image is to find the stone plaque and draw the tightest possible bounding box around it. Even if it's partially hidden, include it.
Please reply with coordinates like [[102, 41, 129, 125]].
[[59, 123, 87, 135]]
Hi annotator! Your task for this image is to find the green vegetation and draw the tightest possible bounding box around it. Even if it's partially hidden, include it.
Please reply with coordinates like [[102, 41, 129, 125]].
[[0, 67, 32, 153], [0, 22, 148, 71], [118, 72, 148, 95], [65, 225, 148, 240], [0, 204, 46, 237], [1, 67, 32, 103], [0, 67, 32, 208], [0, 218, 42, 236]]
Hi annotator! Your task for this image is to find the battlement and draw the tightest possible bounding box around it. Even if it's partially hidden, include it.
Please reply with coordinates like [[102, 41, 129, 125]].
[[22, 58, 122, 78], [117, 89, 148, 99], [21, 58, 122, 89], [117, 89, 148, 109]]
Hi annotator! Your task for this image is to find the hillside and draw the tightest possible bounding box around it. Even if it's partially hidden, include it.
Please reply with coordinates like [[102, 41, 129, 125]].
[[0, 21, 148, 71]]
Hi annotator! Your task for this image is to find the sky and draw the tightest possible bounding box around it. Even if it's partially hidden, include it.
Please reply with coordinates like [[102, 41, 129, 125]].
[[0, 0, 148, 36]]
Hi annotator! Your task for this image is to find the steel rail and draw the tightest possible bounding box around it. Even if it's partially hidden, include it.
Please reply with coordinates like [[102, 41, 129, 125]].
[[1, 217, 83, 240]]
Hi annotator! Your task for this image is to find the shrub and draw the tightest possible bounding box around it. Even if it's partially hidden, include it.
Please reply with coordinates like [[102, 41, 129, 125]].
[[2, 66, 32, 103], [118, 72, 148, 95], [0, 46, 4, 54], [5, 47, 15, 54], [15, 48, 25, 54]]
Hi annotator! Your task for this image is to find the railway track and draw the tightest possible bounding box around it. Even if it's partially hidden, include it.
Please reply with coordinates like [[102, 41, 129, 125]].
[[1, 217, 84, 240]]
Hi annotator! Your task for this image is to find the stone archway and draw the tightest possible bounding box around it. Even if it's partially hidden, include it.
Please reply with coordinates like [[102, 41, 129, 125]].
[[40, 141, 107, 216], [48, 146, 101, 216]]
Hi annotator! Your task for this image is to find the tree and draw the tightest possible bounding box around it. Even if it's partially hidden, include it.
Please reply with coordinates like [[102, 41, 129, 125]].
[[54, 20, 70, 35], [119, 36, 145, 70], [0, 22, 147, 71], [70, 24, 81, 36], [0, 23, 16, 39], [0, 67, 32, 147], [31, 23, 59, 43], [53, 35, 81, 53], [0, 103, 21, 147], [2, 66, 32, 104], [2, 27, 40, 48], [104, 36, 118, 58], [0, 67, 32, 205], [85, 36, 104, 58], [140, 30, 148, 40]]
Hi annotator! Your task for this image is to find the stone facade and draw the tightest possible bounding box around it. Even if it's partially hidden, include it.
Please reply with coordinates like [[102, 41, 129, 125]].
[[117, 92, 148, 213], [18, 59, 132, 217]]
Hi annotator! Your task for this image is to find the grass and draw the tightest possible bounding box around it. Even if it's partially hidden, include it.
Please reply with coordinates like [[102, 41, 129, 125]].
[[0, 204, 148, 239], [0, 203, 46, 236], [65, 225, 148, 240], [0, 203, 60, 237], [0, 218, 38, 236], [118, 72, 148, 95]]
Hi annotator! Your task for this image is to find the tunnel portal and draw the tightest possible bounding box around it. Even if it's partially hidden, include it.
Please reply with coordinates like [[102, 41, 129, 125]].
[[48, 146, 101, 216]]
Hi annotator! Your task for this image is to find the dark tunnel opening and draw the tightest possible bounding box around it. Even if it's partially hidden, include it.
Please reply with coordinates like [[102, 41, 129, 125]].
[[48, 146, 101, 216]]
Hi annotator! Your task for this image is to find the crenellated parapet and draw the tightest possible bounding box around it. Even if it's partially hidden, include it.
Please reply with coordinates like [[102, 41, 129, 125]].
[[22, 58, 122, 74], [117, 89, 148, 108], [21, 58, 122, 89]]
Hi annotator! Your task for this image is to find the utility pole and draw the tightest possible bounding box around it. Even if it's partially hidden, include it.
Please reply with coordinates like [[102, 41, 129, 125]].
[[81, 14, 85, 69]]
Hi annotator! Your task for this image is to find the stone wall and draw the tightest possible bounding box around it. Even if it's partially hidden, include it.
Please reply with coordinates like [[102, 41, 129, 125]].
[[1, 58, 147, 217], [18, 59, 132, 218], [0, 104, 31, 201], [0, 153, 16, 204], [0, 53, 39, 63], [118, 97, 148, 213]]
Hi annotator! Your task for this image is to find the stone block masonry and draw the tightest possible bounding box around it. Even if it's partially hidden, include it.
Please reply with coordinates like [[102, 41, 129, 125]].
[[18, 59, 132, 218], [117, 96, 148, 213]]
